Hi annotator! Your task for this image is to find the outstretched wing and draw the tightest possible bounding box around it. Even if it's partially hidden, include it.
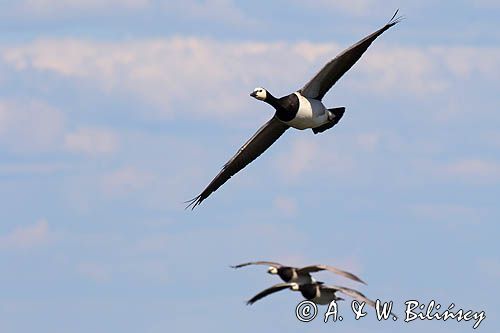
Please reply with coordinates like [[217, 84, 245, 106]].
[[246, 283, 294, 305], [297, 264, 366, 285], [328, 285, 398, 319], [186, 116, 289, 209], [299, 10, 403, 100], [231, 261, 284, 269]]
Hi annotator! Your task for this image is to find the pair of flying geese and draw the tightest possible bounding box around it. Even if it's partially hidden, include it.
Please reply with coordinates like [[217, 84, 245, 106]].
[[232, 261, 396, 317], [187, 11, 403, 209]]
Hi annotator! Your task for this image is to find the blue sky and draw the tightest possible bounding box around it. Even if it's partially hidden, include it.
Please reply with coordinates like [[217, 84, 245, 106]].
[[0, 0, 499, 332]]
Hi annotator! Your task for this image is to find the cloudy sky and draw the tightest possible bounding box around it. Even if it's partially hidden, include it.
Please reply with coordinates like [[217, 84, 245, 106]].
[[0, 1, 499, 332]]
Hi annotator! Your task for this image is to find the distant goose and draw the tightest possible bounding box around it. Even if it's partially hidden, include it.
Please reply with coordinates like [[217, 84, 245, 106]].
[[187, 11, 403, 209], [231, 260, 366, 285], [247, 282, 397, 318]]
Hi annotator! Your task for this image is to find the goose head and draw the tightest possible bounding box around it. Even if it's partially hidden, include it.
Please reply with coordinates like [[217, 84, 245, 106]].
[[250, 87, 267, 101], [290, 283, 300, 291], [267, 266, 278, 275]]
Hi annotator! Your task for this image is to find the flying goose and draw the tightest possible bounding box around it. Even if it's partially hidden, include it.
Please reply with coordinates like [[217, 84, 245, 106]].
[[231, 260, 366, 285], [247, 282, 397, 318], [187, 11, 403, 209]]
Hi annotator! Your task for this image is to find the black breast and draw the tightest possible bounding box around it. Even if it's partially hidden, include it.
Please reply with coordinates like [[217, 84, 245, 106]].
[[299, 284, 318, 300], [278, 267, 294, 282], [275, 93, 299, 122]]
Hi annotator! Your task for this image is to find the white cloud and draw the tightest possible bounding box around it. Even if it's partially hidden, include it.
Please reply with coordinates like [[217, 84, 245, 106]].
[[273, 136, 355, 183], [11, 0, 254, 26], [76, 262, 112, 283], [120, 259, 170, 282], [16, 0, 151, 17], [352, 46, 449, 95], [0, 100, 65, 153], [0, 99, 120, 156], [134, 234, 169, 253], [0, 162, 68, 175], [64, 127, 119, 155], [3, 37, 445, 118], [274, 137, 319, 182], [410, 203, 483, 229], [442, 159, 500, 183], [163, 0, 256, 27], [472, 0, 500, 8], [355, 132, 381, 151], [2, 38, 296, 119], [273, 196, 297, 217], [58, 221, 305, 286], [75, 254, 169, 284], [416, 158, 500, 186], [432, 46, 500, 80], [2, 37, 499, 122], [0, 219, 51, 249], [292, 0, 375, 15], [101, 166, 154, 197]]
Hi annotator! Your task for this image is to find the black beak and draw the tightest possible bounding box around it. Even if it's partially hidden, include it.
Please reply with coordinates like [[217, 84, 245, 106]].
[[250, 91, 257, 97]]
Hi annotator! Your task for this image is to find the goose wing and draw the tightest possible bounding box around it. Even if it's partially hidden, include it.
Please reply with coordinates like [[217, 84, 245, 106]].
[[297, 264, 366, 285], [326, 285, 398, 319], [231, 261, 284, 269], [299, 10, 403, 100], [186, 116, 289, 209], [246, 283, 294, 305]]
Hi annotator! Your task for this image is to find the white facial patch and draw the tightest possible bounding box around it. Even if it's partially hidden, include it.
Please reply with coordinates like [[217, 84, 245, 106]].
[[252, 87, 267, 101]]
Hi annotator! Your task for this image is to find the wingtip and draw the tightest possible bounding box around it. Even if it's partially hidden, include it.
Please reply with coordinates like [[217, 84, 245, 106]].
[[184, 195, 202, 210], [387, 8, 405, 26], [390, 8, 399, 21], [351, 274, 368, 285]]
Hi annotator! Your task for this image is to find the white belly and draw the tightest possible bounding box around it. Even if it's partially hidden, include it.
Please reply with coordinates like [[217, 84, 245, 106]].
[[285, 92, 329, 130]]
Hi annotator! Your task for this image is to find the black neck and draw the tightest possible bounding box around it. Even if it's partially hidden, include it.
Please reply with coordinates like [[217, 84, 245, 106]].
[[264, 92, 281, 109]]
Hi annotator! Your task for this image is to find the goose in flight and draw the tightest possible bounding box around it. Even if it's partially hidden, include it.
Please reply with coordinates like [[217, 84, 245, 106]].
[[247, 282, 397, 318], [231, 260, 366, 285], [187, 11, 403, 209]]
